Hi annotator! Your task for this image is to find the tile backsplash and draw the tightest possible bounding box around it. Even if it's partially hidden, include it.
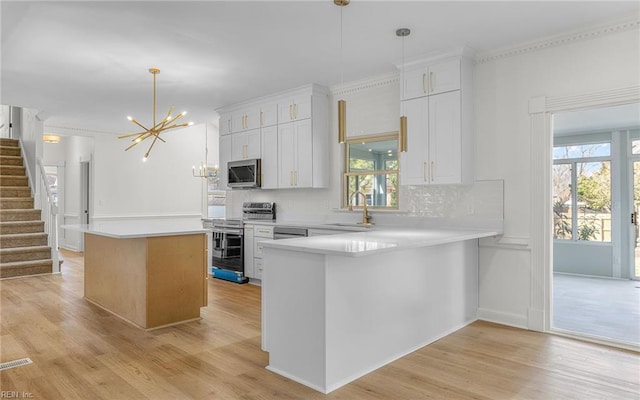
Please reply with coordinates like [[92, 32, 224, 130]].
[[227, 180, 503, 227]]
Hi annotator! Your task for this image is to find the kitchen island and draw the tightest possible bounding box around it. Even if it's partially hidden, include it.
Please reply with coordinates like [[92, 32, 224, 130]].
[[63, 219, 208, 330], [261, 227, 500, 394]]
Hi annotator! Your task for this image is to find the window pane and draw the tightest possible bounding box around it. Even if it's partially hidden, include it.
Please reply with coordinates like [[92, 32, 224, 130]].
[[346, 173, 398, 208], [347, 139, 398, 172], [632, 139, 640, 155], [576, 161, 611, 242], [553, 143, 610, 160], [553, 164, 572, 240]]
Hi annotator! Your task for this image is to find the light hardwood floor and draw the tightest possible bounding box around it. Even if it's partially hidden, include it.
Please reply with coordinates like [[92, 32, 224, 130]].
[[1, 249, 639, 399]]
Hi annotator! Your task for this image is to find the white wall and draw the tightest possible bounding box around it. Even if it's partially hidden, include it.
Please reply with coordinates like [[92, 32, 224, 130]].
[[475, 22, 640, 329]]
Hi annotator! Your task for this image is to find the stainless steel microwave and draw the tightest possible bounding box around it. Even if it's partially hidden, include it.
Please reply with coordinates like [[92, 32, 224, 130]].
[[228, 159, 261, 188]]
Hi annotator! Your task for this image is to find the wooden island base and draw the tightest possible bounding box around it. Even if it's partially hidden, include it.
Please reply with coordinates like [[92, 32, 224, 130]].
[[84, 232, 207, 330]]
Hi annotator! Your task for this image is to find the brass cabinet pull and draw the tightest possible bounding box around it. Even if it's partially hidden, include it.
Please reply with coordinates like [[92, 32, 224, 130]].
[[294, 104, 297, 119], [290, 171, 293, 186], [260, 111, 263, 126], [289, 105, 293, 120], [431, 161, 434, 181], [294, 171, 298, 186], [429, 71, 434, 93], [422, 73, 426, 93], [423, 161, 427, 182]]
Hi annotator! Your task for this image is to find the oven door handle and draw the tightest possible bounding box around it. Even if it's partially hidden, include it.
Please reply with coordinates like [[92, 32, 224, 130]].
[[211, 227, 244, 235]]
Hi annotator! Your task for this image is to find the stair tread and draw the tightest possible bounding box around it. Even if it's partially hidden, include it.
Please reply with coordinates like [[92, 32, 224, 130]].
[[1, 232, 48, 238], [0, 220, 44, 225], [0, 245, 51, 254], [0, 259, 53, 267]]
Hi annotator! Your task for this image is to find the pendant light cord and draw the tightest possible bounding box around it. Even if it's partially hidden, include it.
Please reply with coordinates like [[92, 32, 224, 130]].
[[340, 5, 344, 86]]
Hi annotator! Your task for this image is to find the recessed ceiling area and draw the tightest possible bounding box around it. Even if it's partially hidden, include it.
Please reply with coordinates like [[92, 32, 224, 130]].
[[1, 1, 638, 134]]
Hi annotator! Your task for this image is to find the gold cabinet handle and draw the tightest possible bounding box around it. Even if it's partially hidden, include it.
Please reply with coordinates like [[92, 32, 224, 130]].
[[260, 111, 264, 127], [289, 105, 293, 120], [429, 71, 434, 93], [423, 161, 427, 182], [294, 104, 297, 119], [431, 161, 434, 181], [290, 171, 293, 186], [422, 73, 426, 94], [294, 171, 298, 186]]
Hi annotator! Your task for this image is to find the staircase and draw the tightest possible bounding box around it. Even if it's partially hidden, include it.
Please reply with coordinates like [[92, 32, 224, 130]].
[[0, 138, 53, 278]]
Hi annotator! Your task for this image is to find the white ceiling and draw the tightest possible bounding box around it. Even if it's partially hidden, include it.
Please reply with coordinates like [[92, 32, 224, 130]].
[[2, 1, 638, 134]]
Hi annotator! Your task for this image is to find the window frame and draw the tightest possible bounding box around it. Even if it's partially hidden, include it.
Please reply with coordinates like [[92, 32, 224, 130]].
[[553, 141, 612, 242], [342, 132, 399, 210]]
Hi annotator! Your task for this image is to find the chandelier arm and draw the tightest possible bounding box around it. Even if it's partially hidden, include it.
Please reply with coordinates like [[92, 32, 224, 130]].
[[146, 131, 167, 143], [159, 122, 189, 131], [125, 140, 143, 151], [145, 134, 161, 158], [118, 131, 148, 139], [130, 118, 151, 132]]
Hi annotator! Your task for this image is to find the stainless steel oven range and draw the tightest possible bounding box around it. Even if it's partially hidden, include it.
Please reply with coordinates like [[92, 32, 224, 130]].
[[203, 202, 275, 284]]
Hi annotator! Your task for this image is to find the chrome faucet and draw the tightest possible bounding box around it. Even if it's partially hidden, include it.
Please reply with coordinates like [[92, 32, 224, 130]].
[[348, 190, 373, 226]]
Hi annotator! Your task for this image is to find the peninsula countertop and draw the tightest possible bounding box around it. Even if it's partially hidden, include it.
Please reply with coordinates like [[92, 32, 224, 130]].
[[260, 227, 501, 257], [61, 218, 207, 239]]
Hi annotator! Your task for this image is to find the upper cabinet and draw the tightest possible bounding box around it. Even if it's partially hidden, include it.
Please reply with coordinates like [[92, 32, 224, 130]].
[[402, 59, 461, 101], [278, 93, 312, 123], [217, 84, 328, 190], [399, 48, 474, 186]]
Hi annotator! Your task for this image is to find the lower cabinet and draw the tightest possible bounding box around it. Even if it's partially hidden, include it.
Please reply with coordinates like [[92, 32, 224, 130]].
[[244, 224, 274, 281]]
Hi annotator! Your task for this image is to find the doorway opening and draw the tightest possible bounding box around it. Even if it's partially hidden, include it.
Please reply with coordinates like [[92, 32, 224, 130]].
[[551, 103, 640, 345]]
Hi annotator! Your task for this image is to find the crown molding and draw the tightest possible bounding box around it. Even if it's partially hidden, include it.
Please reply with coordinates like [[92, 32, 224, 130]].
[[475, 17, 639, 65], [330, 71, 399, 97]]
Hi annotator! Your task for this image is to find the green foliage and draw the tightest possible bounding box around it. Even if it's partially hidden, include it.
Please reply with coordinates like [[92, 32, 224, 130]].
[[577, 216, 599, 241], [576, 163, 611, 212], [553, 200, 571, 239]]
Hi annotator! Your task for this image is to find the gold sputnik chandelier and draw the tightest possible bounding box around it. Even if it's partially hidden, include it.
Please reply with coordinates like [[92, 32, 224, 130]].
[[118, 68, 192, 161]]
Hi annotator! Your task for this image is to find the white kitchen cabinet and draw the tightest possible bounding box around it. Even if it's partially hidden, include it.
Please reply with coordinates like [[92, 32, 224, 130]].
[[217, 84, 328, 189], [260, 125, 278, 189], [219, 134, 232, 189], [278, 119, 313, 188], [243, 225, 255, 278], [401, 91, 462, 185], [231, 129, 261, 161], [252, 225, 274, 281], [219, 112, 232, 136], [278, 93, 311, 123], [399, 50, 473, 186], [402, 58, 460, 101], [260, 103, 278, 127]]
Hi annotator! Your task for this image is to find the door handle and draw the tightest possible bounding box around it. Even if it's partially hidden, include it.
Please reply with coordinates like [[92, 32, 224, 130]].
[[429, 71, 434, 93]]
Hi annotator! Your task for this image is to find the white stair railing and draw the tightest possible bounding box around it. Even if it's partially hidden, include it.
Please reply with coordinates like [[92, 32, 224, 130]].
[[36, 159, 59, 273]]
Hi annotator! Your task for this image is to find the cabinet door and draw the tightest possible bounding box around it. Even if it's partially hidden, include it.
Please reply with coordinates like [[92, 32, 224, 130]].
[[260, 103, 278, 127], [243, 225, 255, 278], [402, 67, 428, 101], [278, 122, 296, 188], [219, 134, 232, 189], [219, 113, 233, 135], [231, 133, 245, 160], [231, 113, 245, 133], [245, 107, 261, 131], [294, 119, 313, 188], [400, 97, 429, 185], [428, 91, 461, 184], [261, 125, 278, 189], [292, 94, 311, 120], [245, 129, 261, 159], [278, 94, 311, 123], [428, 59, 460, 95], [278, 101, 295, 123]]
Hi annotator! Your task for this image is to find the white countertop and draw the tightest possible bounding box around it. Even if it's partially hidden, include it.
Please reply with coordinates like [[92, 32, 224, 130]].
[[61, 218, 208, 239], [260, 227, 501, 257]]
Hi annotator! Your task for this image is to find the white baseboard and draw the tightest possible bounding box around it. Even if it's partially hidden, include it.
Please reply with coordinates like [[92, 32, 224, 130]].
[[478, 308, 528, 329]]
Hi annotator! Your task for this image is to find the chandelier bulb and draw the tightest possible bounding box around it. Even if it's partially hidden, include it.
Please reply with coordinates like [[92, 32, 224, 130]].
[[188, 122, 194, 126], [127, 116, 133, 121], [181, 111, 187, 116]]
